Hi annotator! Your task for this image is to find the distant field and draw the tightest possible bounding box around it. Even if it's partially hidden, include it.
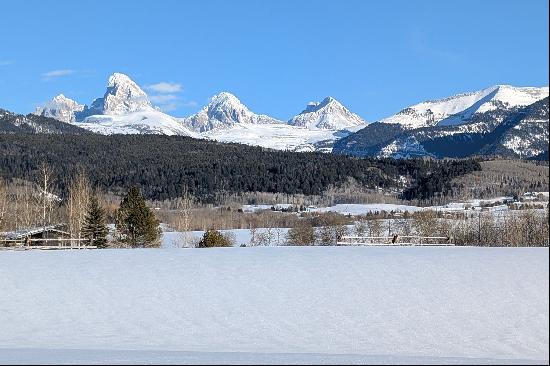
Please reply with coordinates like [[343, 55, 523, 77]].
[[0, 247, 548, 364]]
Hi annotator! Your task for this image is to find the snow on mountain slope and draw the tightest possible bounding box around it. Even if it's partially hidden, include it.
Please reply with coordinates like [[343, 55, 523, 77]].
[[288, 96, 367, 130], [202, 122, 354, 152], [34, 73, 195, 137], [184, 92, 282, 132], [378, 135, 436, 159], [33, 94, 85, 123], [84, 72, 154, 116], [381, 85, 549, 128], [0, 248, 547, 364], [76, 73, 195, 136], [78, 110, 197, 136]]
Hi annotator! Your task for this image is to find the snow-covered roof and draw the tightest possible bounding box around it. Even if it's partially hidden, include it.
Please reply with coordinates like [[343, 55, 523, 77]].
[[1, 224, 68, 240]]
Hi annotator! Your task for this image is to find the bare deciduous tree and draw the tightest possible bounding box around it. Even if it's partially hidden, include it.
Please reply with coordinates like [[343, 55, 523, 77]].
[[38, 162, 55, 231], [67, 170, 91, 240]]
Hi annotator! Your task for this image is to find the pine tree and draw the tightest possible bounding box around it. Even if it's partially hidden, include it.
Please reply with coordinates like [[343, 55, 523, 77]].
[[82, 194, 109, 248], [115, 186, 160, 248]]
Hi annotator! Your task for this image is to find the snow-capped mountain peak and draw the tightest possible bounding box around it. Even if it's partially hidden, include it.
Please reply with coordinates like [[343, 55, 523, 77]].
[[34, 94, 85, 123], [206, 92, 248, 114], [184, 92, 282, 132], [288, 96, 366, 130], [381, 85, 549, 128], [34, 73, 194, 137], [88, 72, 153, 116]]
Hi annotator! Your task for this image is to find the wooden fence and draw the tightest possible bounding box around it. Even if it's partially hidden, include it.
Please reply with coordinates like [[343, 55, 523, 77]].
[[0, 238, 97, 250], [337, 235, 453, 246]]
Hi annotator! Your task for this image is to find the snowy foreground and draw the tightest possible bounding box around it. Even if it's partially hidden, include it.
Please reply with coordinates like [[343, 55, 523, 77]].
[[0, 247, 548, 365]]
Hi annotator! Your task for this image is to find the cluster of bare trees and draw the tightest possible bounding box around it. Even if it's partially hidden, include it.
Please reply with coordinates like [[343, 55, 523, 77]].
[[451, 160, 549, 200], [452, 210, 549, 247], [0, 164, 63, 232], [0, 164, 110, 246], [248, 227, 287, 246], [67, 171, 92, 240], [276, 208, 549, 247]]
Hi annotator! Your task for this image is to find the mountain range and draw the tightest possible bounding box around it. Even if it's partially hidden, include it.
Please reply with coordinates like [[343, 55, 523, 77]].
[[334, 86, 549, 159], [4, 72, 549, 159]]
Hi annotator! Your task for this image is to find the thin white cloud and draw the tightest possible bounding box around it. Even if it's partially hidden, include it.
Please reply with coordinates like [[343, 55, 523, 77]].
[[42, 69, 77, 81], [0, 59, 15, 66], [159, 103, 180, 112], [149, 94, 179, 104], [145, 82, 183, 93], [182, 100, 198, 108]]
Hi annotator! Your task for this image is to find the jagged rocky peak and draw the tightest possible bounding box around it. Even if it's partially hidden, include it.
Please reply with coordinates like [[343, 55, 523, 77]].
[[288, 96, 366, 130], [88, 72, 153, 116], [206, 92, 248, 117], [34, 94, 85, 123], [184, 91, 282, 133]]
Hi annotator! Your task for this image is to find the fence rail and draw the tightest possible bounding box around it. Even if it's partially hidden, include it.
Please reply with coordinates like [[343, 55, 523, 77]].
[[337, 235, 453, 246], [0, 237, 97, 250]]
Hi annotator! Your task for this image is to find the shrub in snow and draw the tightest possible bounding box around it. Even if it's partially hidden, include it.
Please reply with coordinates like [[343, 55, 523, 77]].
[[286, 221, 315, 246], [354, 220, 368, 237], [197, 230, 233, 248]]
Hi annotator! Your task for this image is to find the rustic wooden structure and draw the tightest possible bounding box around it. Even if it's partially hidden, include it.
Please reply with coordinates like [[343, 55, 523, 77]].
[[0, 224, 96, 250]]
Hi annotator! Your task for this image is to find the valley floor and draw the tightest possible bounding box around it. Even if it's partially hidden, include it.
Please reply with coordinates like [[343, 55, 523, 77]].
[[0, 247, 548, 364]]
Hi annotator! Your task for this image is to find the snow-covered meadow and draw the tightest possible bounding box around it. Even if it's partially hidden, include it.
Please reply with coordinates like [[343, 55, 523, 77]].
[[0, 247, 548, 364]]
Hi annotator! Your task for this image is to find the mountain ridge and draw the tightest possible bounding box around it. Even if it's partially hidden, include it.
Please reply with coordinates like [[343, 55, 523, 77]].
[[29, 74, 549, 157]]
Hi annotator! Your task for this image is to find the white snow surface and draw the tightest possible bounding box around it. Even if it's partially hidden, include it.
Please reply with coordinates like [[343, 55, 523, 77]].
[[202, 122, 356, 151], [310, 203, 425, 215], [0, 247, 547, 364], [381, 85, 549, 128], [162, 227, 290, 248], [78, 110, 196, 136], [288, 97, 367, 130]]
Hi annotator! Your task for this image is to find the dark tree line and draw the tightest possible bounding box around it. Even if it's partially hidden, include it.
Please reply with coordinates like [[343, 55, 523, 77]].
[[0, 134, 480, 202], [401, 159, 482, 201]]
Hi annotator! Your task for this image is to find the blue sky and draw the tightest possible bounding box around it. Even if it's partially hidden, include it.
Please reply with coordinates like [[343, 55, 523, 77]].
[[1, 0, 548, 121]]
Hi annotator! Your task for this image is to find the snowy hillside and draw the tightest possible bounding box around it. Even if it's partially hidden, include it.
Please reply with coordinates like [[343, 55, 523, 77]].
[[183, 92, 282, 133], [0, 247, 547, 364], [288, 97, 367, 130], [78, 110, 197, 136], [381, 85, 549, 128], [1, 108, 89, 134], [202, 122, 358, 151]]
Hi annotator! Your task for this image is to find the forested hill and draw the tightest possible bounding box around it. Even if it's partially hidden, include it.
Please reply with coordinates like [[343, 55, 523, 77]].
[[0, 109, 91, 134], [0, 133, 480, 202]]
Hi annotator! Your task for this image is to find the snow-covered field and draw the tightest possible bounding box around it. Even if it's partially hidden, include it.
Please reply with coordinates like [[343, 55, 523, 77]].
[[202, 123, 355, 152], [0, 247, 548, 364], [161, 227, 290, 248], [242, 195, 549, 217], [310, 203, 425, 215]]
